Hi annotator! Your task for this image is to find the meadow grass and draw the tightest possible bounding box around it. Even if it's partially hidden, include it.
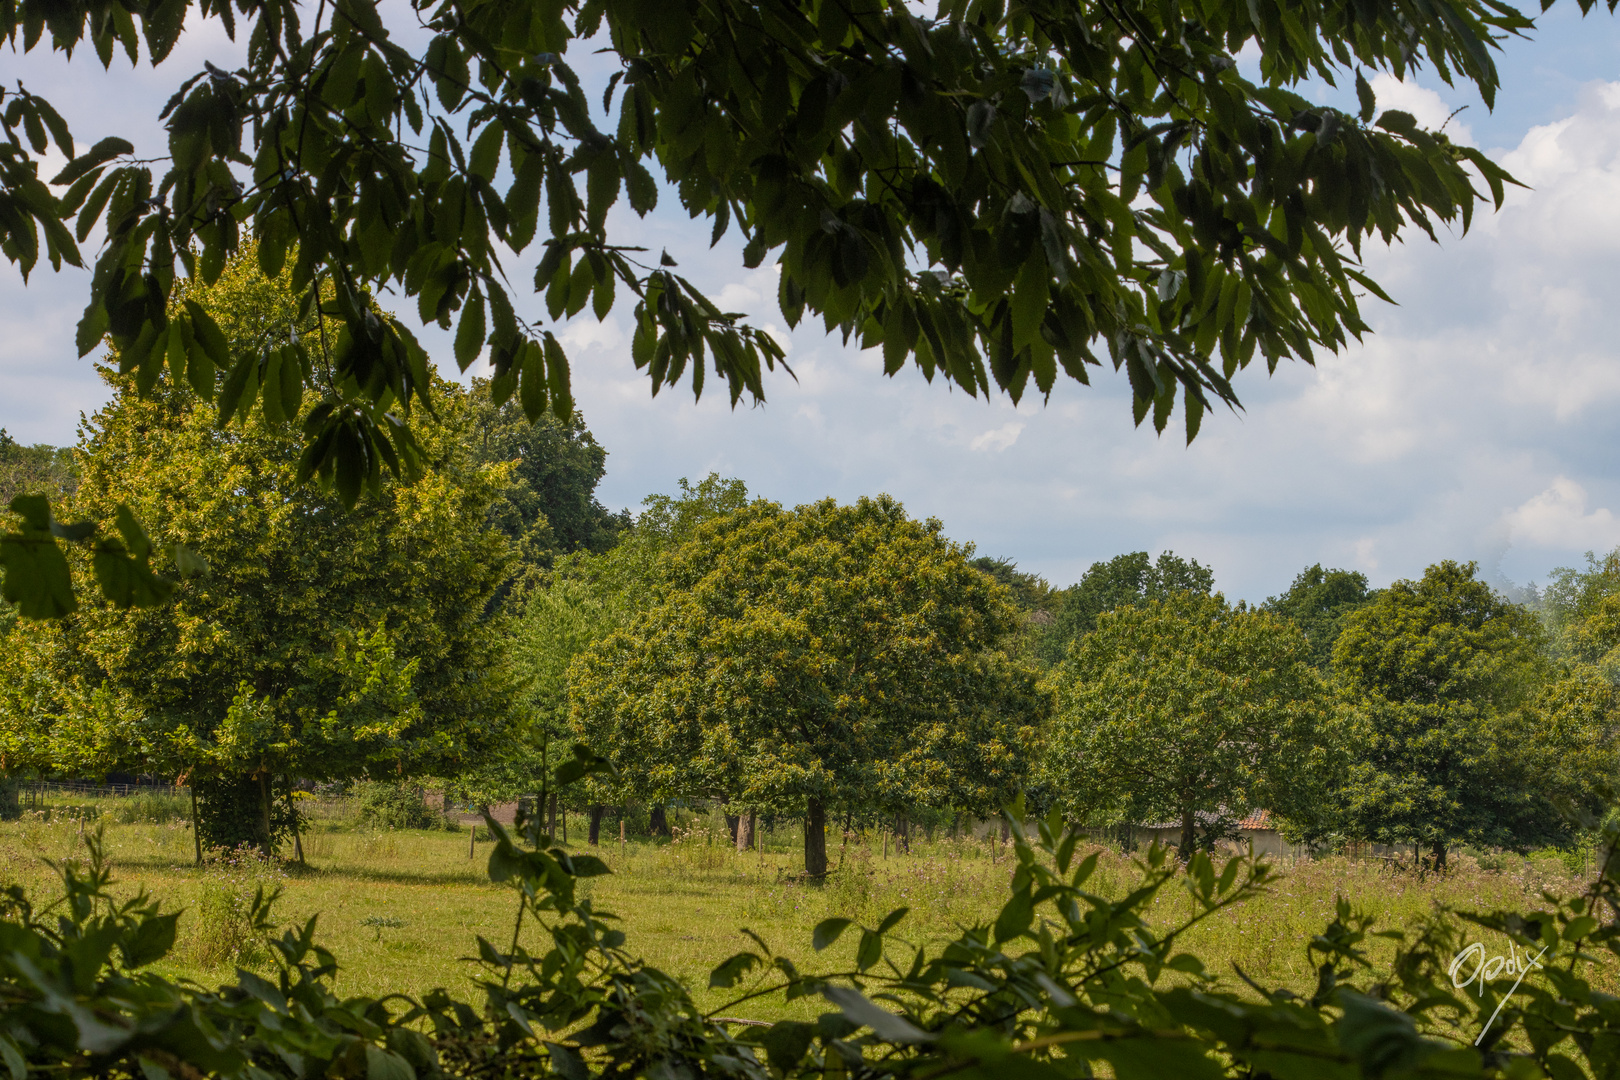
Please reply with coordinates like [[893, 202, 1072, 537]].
[[0, 808, 1612, 1024]]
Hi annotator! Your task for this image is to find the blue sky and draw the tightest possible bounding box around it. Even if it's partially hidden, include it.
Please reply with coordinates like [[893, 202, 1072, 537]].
[[4, 5, 1620, 601]]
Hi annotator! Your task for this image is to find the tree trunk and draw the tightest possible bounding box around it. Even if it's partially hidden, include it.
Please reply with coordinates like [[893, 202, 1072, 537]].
[[805, 798, 828, 878], [1430, 840, 1447, 871], [725, 812, 740, 844], [258, 772, 273, 852], [588, 804, 605, 845], [650, 804, 670, 837], [190, 784, 202, 864], [286, 780, 305, 864], [0, 778, 19, 821], [1179, 806, 1196, 863], [735, 810, 753, 853], [193, 772, 274, 855], [547, 793, 558, 839]]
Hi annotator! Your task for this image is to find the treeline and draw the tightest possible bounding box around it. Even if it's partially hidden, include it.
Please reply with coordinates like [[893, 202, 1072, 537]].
[[523, 490, 1619, 874], [0, 255, 1615, 875]]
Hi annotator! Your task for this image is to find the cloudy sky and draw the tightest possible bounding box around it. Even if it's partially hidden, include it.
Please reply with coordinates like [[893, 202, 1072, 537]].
[[4, 5, 1620, 602]]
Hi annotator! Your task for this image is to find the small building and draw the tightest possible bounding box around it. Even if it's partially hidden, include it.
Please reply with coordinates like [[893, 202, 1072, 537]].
[[1135, 809, 1315, 860]]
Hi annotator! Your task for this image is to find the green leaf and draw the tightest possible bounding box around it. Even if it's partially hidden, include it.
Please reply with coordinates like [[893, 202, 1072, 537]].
[[855, 929, 882, 971], [1355, 68, 1376, 124], [120, 912, 179, 967], [216, 351, 257, 428], [1011, 256, 1047, 348], [822, 986, 932, 1044], [364, 1046, 414, 1080], [519, 340, 547, 420], [543, 333, 573, 420], [707, 950, 762, 989], [469, 122, 504, 182], [876, 907, 909, 935], [455, 290, 486, 371], [812, 917, 852, 951], [0, 495, 78, 618], [51, 136, 133, 186], [624, 160, 657, 215], [992, 887, 1033, 943], [760, 1021, 814, 1072]]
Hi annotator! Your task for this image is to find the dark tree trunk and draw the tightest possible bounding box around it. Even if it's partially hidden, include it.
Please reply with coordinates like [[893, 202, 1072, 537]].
[[286, 779, 304, 864], [725, 812, 740, 844], [547, 793, 558, 838], [0, 779, 19, 821], [1179, 806, 1196, 863], [805, 798, 828, 878], [649, 804, 670, 837], [1430, 840, 1447, 871], [588, 804, 605, 845]]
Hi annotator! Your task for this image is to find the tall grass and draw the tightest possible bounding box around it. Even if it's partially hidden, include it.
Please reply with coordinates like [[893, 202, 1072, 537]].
[[0, 816, 1609, 1011]]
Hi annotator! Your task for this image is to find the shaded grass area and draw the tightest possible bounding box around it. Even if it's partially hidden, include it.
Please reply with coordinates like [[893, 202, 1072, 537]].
[[0, 815, 1611, 1022]]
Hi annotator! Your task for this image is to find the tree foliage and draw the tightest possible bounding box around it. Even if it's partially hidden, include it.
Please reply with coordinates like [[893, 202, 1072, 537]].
[[569, 495, 1041, 875], [486, 474, 750, 809], [1542, 547, 1620, 680], [1037, 549, 1213, 663], [1329, 560, 1604, 861], [0, 432, 76, 508], [0, 0, 1560, 615], [1264, 562, 1377, 669], [0, 259, 519, 849], [465, 379, 627, 593], [1044, 591, 1331, 856]]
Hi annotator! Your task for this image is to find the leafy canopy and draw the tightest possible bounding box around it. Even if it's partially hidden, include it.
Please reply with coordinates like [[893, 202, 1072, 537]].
[[569, 494, 1042, 873], [1043, 590, 1332, 855], [1264, 562, 1377, 669], [1037, 549, 1213, 662], [0, 0, 1556, 614], [0, 258, 520, 845], [1328, 560, 1593, 856], [1542, 547, 1620, 679]]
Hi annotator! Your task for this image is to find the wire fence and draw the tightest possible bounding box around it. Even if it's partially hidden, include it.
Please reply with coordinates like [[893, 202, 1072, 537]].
[[13, 780, 189, 807]]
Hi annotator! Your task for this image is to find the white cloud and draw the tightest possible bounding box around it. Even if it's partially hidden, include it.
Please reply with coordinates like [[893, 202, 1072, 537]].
[[1504, 477, 1620, 549], [969, 422, 1025, 453], [1368, 73, 1475, 145]]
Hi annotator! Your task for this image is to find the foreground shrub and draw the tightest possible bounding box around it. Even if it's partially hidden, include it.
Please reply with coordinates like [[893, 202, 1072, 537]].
[[0, 749, 1615, 1079]]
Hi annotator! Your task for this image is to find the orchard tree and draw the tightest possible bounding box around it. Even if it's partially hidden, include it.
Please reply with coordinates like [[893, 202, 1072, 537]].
[[501, 473, 749, 840], [1329, 561, 1590, 863], [1037, 550, 1214, 663], [466, 379, 629, 595], [569, 495, 1042, 875], [1043, 591, 1332, 859], [0, 432, 76, 508], [0, 0, 1554, 615], [1543, 548, 1620, 679], [0, 257, 521, 851], [1263, 564, 1377, 669]]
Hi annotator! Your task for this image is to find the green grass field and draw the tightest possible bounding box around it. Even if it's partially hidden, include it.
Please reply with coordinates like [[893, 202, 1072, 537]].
[[1, 802, 1613, 1022]]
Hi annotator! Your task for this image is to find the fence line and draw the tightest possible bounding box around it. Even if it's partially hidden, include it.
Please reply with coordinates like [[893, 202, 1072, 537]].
[[14, 781, 190, 805]]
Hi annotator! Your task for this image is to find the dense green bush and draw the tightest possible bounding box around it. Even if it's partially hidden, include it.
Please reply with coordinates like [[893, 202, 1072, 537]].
[[0, 748, 1616, 1079], [351, 782, 457, 831]]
